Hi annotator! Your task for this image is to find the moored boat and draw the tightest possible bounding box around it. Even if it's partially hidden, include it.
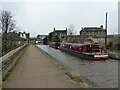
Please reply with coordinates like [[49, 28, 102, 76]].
[[59, 43, 108, 60], [49, 42, 61, 49]]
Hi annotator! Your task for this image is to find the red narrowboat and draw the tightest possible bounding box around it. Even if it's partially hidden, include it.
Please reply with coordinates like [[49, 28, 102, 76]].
[[59, 43, 108, 60]]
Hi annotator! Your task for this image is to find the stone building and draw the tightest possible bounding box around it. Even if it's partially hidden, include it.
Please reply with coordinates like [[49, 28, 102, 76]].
[[53, 27, 67, 39], [80, 25, 107, 47], [80, 25, 106, 38]]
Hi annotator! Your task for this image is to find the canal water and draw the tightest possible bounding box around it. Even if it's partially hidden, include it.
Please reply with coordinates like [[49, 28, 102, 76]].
[[36, 45, 118, 88]]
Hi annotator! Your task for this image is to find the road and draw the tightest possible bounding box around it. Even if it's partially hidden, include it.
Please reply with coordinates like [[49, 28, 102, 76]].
[[3, 45, 80, 88]]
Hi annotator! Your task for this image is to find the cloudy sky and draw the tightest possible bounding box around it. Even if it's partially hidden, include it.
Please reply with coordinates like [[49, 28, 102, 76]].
[[0, 0, 119, 37], [118, 1, 120, 34]]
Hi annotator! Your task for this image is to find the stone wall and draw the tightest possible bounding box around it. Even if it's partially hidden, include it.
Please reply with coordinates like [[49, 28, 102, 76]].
[[1, 44, 27, 81]]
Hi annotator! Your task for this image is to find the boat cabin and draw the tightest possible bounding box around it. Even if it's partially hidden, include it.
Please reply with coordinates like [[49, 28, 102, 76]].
[[61, 43, 100, 53]]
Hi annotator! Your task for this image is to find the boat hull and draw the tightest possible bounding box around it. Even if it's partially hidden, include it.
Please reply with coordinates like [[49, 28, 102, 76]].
[[49, 42, 60, 49], [59, 47, 108, 60]]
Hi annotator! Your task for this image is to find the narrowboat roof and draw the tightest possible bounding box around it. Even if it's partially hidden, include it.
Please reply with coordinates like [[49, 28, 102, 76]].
[[62, 42, 99, 46]]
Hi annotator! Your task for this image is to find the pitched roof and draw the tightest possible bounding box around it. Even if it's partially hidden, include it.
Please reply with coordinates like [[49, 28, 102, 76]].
[[81, 27, 105, 32], [54, 28, 67, 30], [54, 30, 67, 32], [84, 27, 101, 29], [54, 27, 67, 32]]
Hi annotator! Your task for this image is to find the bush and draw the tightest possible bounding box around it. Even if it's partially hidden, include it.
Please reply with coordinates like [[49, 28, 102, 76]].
[[43, 36, 48, 45]]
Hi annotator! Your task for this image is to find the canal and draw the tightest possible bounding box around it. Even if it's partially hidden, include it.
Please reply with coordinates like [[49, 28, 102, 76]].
[[36, 45, 118, 88]]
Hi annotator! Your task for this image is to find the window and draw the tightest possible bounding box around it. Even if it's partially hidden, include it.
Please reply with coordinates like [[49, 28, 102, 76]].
[[94, 31, 98, 36], [82, 32, 86, 38]]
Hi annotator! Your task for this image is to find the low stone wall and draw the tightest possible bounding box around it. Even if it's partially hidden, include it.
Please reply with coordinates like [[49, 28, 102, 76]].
[[108, 52, 120, 60], [0, 44, 27, 87]]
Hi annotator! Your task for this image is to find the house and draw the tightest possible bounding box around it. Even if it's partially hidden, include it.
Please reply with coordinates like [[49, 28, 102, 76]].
[[80, 25, 106, 38], [80, 25, 107, 47], [53, 27, 67, 39]]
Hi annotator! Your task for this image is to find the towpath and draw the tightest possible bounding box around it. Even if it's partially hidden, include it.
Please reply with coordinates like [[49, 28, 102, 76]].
[[3, 45, 80, 88]]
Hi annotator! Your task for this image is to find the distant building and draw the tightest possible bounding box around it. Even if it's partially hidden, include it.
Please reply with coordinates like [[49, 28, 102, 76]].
[[19, 32, 30, 40], [36, 35, 47, 43], [53, 27, 67, 39], [37, 35, 47, 40], [80, 25, 107, 47], [80, 25, 106, 38]]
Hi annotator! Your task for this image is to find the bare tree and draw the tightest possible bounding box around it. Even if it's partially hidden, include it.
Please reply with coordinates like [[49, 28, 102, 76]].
[[0, 11, 16, 54], [67, 24, 76, 35], [0, 11, 15, 33]]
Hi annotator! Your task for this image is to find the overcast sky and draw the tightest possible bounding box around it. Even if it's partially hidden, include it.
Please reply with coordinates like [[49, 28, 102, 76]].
[[0, 0, 119, 37], [118, 1, 120, 34]]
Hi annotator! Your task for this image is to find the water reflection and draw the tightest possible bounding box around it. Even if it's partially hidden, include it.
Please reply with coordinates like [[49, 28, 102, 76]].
[[37, 45, 118, 88]]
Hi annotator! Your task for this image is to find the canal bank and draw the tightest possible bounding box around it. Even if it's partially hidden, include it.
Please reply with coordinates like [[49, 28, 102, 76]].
[[108, 52, 120, 60], [36, 45, 118, 88]]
